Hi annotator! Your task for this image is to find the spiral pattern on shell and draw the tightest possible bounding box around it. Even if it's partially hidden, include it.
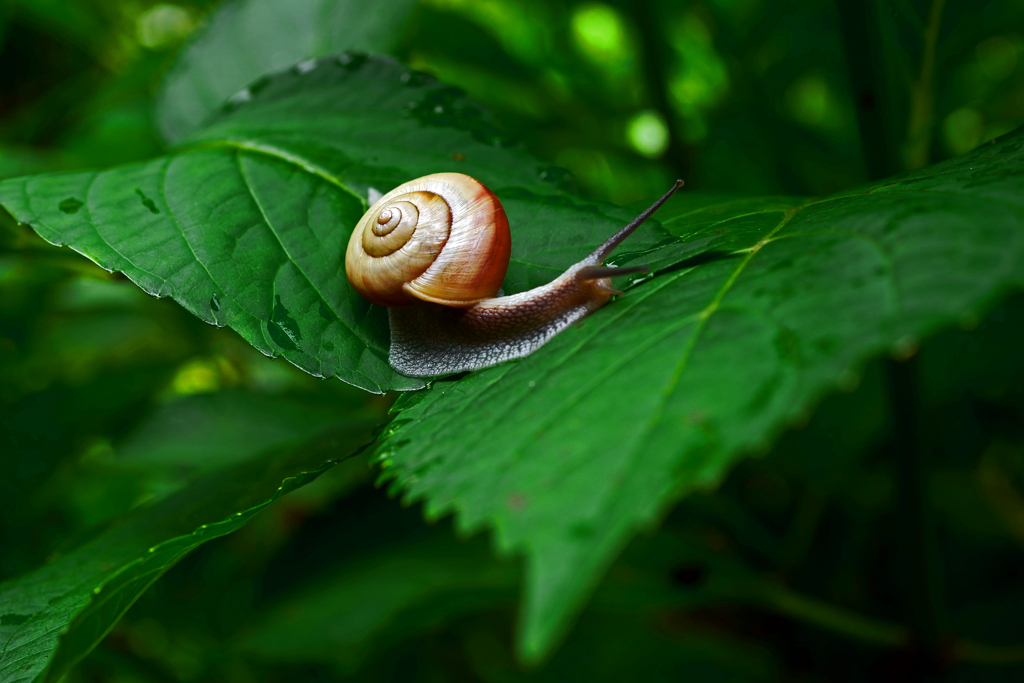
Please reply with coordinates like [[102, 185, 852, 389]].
[[345, 173, 511, 307]]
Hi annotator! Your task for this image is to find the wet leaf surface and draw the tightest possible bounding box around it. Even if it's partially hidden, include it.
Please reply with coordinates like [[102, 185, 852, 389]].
[[0, 422, 374, 683], [377, 130, 1024, 659], [156, 0, 419, 142], [2, 57, 667, 394]]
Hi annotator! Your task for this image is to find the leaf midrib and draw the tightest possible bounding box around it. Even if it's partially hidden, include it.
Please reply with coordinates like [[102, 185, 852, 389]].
[[178, 138, 366, 206], [233, 149, 380, 362], [178, 139, 392, 389]]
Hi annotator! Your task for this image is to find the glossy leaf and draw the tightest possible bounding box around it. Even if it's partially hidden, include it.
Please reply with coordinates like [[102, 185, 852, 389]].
[[376, 130, 1024, 660], [156, 0, 418, 142], [0, 57, 671, 394], [115, 389, 371, 472], [239, 532, 517, 672], [0, 422, 374, 683], [240, 529, 782, 680]]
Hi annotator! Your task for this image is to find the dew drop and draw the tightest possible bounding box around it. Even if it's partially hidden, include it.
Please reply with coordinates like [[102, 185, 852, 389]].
[[226, 88, 252, 111], [58, 197, 83, 214], [336, 51, 367, 70], [538, 166, 572, 188], [248, 75, 272, 97], [210, 293, 221, 312], [294, 58, 317, 74], [269, 295, 301, 351], [135, 188, 160, 214], [400, 70, 431, 87]]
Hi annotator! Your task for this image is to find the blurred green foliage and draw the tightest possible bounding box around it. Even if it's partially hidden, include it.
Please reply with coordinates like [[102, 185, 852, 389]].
[[1, 0, 1024, 681]]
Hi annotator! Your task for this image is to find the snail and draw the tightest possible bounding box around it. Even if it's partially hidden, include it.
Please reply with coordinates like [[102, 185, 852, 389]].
[[345, 173, 682, 378]]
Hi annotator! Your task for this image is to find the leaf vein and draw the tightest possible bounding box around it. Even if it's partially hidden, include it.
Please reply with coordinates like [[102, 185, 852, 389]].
[[233, 150, 380, 387], [157, 156, 240, 322]]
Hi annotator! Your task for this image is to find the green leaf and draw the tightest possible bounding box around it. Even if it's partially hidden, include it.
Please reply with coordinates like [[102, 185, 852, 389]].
[[237, 524, 778, 677], [490, 615, 779, 683], [376, 129, 1024, 660], [238, 531, 517, 673], [115, 389, 372, 472], [156, 0, 419, 142], [2, 56, 644, 394], [0, 422, 374, 683]]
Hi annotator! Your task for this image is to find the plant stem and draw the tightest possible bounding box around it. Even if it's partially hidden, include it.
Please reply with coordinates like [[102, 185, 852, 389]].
[[779, 489, 826, 570], [957, 641, 1024, 664], [835, 0, 899, 180], [836, 0, 948, 658], [904, 0, 946, 169], [760, 585, 909, 648], [889, 355, 946, 656], [758, 582, 1024, 666]]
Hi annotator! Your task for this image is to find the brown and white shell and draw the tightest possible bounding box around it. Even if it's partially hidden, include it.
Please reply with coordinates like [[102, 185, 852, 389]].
[[345, 171, 682, 378], [344, 172, 511, 307]]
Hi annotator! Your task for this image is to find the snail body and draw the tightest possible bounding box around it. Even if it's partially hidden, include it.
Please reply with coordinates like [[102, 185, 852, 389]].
[[345, 173, 681, 378]]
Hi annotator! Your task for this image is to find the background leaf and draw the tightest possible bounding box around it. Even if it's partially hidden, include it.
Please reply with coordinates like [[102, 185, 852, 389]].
[[114, 389, 373, 472], [156, 0, 419, 142], [0, 421, 374, 683], [238, 531, 518, 673]]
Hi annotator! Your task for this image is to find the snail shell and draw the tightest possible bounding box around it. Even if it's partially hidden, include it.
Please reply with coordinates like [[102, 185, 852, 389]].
[[345, 173, 510, 307], [345, 172, 682, 378]]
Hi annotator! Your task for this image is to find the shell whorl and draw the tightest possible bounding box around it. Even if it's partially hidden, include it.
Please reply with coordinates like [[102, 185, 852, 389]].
[[345, 173, 511, 307]]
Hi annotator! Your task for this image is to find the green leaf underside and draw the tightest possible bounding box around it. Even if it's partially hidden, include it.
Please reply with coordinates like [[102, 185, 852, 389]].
[[238, 529, 781, 679], [0, 423, 374, 683], [239, 533, 517, 672], [377, 130, 1024, 660], [156, 0, 419, 143], [115, 390, 368, 470], [0, 56, 674, 394]]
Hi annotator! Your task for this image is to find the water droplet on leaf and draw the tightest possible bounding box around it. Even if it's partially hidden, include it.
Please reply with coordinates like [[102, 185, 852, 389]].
[[225, 88, 252, 111], [58, 197, 83, 214], [269, 295, 301, 351], [400, 70, 432, 87], [248, 75, 272, 97], [336, 51, 367, 70], [294, 58, 317, 74], [135, 188, 160, 214]]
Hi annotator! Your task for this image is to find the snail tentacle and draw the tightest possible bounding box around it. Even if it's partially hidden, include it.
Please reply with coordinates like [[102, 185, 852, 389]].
[[585, 179, 684, 265]]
